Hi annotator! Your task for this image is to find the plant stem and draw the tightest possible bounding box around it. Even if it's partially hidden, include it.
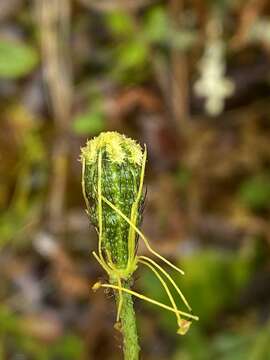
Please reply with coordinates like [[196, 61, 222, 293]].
[[113, 280, 140, 360]]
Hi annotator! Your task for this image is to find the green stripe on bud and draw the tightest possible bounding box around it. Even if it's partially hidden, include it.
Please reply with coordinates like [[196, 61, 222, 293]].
[[81, 132, 145, 269]]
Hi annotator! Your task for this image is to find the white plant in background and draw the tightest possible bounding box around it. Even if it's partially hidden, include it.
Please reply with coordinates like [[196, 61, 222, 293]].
[[194, 39, 234, 116]]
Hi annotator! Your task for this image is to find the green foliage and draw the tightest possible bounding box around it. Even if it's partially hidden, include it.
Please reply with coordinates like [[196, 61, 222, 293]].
[[211, 332, 253, 360], [173, 330, 251, 360], [73, 108, 105, 135], [144, 7, 169, 44], [104, 5, 196, 84], [0, 40, 38, 78], [0, 210, 32, 247], [105, 10, 149, 83], [0, 306, 85, 359], [72, 90, 106, 135], [248, 321, 270, 360], [116, 40, 148, 72], [144, 6, 197, 49], [47, 335, 85, 360], [140, 248, 253, 330], [174, 323, 270, 360], [0, 306, 21, 334], [106, 11, 134, 36], [179, 250, 252, 325], [0, 108, 46, 247], [175, 167, 192, 189], [172, 327, 209, 360], [111, 40, 149, 83], [238, 174, 270, 211]]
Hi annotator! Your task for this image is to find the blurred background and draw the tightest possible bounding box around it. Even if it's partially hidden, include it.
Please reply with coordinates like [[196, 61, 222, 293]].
[[1, 0, 270, 359]]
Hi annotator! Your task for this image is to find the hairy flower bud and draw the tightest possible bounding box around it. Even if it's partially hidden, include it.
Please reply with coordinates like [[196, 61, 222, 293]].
[[81, 132, 198, 340], [81, 132, 145, 269]]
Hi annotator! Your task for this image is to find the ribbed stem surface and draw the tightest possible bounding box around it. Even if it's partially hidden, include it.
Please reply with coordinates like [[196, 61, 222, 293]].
[[113, 280, 140, 360]]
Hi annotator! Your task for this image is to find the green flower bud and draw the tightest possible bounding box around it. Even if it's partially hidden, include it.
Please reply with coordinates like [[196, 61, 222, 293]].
[[81, 132, 198, 342], [81, 132, 146, 270]]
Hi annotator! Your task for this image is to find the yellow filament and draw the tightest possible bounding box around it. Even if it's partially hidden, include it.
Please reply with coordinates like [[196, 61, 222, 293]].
[[139, 259, 182, 328], [139, 255, 191, 311], [137, 147, 147, 202], [92, 251, 112, 275], [105, 249, 116, 270], [128, 148, 147, 265], [102, 196, 185, 276], [94, 282, 199, 321]]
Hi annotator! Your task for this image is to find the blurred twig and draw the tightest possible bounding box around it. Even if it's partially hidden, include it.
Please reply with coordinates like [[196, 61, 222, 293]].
[[37, 0, 72, 232], [231, 0, 266, 49], [79, 0, 157, 12], [0, 0, 23, 20], [169, 0, 190, 129]]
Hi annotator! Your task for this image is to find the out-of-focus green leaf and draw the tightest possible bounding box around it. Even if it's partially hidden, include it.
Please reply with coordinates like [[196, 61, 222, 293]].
[[139, 267, 177, 332], [49, 335, 84, 359], [144, 6, 197, 50], [111, 40, 149, 83], [106, 11, 134, 36], [0, 40, 38, 78], [0, 306, 85, 359], [117, 41, 148, 70], [179, 251, 234, 325], [175, 324, 270, 360], [144, 7, 169, 43], [175, 167, 192, 188], [173, 327, 209, 360], [179, 250, 252, 325], [212, 332, 252, 360], [0, 306, 20, 334], [238, 174, 270, 211], [248, 321, 270, 360], [139, 249, 253, 332], [73, 109, 105, 135]]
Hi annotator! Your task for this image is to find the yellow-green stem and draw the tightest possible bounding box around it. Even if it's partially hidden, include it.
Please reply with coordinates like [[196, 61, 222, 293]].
[[112, 279, 140, 360]]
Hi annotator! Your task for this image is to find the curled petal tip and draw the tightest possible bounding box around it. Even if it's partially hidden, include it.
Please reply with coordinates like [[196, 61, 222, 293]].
[[114, 322, 122, 332], [177, 319, 192, 335], [92, 281, 102, 292]]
